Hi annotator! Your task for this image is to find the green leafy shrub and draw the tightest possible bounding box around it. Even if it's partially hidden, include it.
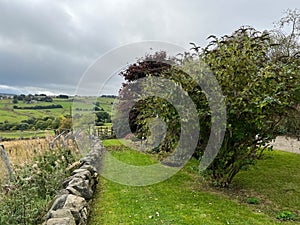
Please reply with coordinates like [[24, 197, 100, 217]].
[[0, 147, 79, 225], [117, 26, 300, 187], [276, 210, 297, 221]]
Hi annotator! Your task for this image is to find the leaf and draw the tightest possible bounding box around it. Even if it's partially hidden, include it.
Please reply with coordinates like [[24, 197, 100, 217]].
[[206, 35, 217, 40]]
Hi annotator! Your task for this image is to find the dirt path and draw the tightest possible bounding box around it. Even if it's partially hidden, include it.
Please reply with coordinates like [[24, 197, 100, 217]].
[[271, 136, 300, 154]]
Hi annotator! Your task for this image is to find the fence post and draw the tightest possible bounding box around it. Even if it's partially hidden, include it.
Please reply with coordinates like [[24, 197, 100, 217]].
[[49, 131, 66, 149], [0, 144, 14, 181]]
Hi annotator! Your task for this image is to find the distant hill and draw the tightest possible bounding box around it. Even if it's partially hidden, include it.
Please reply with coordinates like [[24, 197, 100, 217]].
[[0, 95, 115, 124], [0, 93, 15, 97]]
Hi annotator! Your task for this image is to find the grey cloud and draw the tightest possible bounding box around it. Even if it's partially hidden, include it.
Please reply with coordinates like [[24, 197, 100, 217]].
[[0, 0, 299, 95]]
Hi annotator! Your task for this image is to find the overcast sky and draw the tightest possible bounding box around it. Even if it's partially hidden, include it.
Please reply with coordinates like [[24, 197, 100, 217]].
[[0, 0, 298, 95]]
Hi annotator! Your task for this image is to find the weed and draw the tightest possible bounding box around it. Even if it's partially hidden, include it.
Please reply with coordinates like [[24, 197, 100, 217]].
[[246, 196, 260, 205], [276, 210, 297, 221], [0, 146, 79, 225]]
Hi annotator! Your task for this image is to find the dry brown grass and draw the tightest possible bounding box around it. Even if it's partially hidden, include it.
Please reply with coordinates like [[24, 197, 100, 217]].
[[2, 134, 79, 165], [1, 138, 52, 182], [0, 135, 80, 184], [2, 138, 50, 166]]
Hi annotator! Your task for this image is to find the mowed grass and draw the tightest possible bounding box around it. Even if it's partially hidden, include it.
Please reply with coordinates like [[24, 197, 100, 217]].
[[88, 140, 300, 225], [232, 150, 300, 217]]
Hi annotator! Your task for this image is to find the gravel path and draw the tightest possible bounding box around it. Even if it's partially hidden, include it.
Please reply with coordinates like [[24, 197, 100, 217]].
[[270, 136, 300, 154]]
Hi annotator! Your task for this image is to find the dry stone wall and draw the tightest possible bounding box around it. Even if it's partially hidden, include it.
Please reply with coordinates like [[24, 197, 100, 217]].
[[42, 142, 103, 225]]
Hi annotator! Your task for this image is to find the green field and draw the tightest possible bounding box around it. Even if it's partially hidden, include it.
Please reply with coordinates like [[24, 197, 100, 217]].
[[0, 130, 54, 139], [0, 98, 72, 123], [72, 96, 115, 115], [88, 140, 300, 225], [0, 96, 115, 123]]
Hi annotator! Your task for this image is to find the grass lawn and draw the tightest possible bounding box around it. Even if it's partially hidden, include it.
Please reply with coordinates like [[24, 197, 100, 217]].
[[88, 140, 300, 224], [232, 150, 300, 217]]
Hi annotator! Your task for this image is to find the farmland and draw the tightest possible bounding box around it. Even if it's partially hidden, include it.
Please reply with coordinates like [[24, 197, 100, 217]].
[[0, 95, 115, 140], [0, 95, 115, 123]]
